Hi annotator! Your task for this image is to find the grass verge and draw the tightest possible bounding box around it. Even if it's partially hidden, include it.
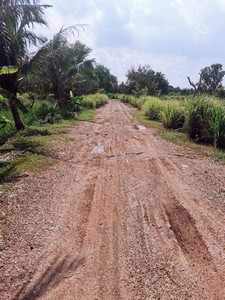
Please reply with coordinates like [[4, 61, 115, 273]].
[[0, 109, 96, 182], [132, 110, 225, 164]]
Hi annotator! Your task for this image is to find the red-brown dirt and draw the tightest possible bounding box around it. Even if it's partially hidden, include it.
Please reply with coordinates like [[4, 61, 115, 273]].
[[1, 100, 225, 299]]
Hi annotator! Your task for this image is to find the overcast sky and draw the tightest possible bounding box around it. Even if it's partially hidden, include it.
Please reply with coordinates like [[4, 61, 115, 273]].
[[40, 0, 225, 88]]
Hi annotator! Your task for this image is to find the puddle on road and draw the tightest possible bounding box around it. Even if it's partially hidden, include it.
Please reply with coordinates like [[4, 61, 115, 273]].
[[92, 143, 105, 155]]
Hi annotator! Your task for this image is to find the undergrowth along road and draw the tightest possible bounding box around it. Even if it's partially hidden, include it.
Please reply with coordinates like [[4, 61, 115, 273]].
[[1, 100, 225, 299]]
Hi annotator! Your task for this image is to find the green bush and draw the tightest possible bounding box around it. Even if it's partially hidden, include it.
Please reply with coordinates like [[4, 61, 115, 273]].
[[142, 98, 164, 121], [160, 101, 185, 130], [81, 93, 108, 109], [184, 97, 214, 144], [184, 97, 225, 148], [116, 94, 149, 109], [211, 104, 225, 148], [128, 96, 139, 108], [107, 93, 116, 99], [34, 103, 55, 119], [116, 94, 136, 104], [136, 96, 149, 109]]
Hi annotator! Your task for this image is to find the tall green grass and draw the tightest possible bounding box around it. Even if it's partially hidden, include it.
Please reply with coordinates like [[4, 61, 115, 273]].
[[0, 92, 109, 147], [160, 101, 185, 130], [210, 104, 225, 148], [185, 97, 214, 143], [184, 97, 225, 147], [142, 97, 164, 121], [117, 93, 225, 150], [81, 93, 108, 109]]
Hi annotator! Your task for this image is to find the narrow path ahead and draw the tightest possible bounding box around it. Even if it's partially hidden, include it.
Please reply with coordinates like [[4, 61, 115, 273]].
[[1, 100, 225, 299]]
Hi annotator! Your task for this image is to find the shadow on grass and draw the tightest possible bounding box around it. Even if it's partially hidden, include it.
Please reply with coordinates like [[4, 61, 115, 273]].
[[13, 254, 85, 300], [0, 137, 57, 183], [0, 162, 16, 183]]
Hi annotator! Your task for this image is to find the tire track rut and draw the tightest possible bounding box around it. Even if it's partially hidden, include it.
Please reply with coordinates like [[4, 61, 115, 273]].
[[2, 100, 225, 300]]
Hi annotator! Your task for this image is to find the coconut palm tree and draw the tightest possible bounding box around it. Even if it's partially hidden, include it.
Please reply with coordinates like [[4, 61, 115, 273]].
[[28, 27, 95, 108], [0, 0, 51, 130]]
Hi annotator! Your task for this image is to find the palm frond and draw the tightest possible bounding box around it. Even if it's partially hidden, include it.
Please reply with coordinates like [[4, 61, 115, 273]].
[[24, 25, 87, 72], [68, 59, 96, 77]]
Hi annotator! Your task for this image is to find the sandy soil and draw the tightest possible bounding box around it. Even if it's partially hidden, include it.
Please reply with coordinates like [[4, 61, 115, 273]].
[[1, 100, 225, 300]]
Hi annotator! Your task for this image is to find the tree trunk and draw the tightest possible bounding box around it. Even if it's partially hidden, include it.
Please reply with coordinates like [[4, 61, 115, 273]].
[[187, 74, 203, 96], [9, 100, 25, 131], [187, 77, 197, 96], [0, 73, 25, 131]]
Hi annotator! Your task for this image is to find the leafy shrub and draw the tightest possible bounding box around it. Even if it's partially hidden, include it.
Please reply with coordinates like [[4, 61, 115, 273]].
[[34, 103, 54, 119], [142, 98, 164, 121], [160, 101, 185, 130], [184, 97, 214, 143], [69, 93, 83, 112], [211, 104, 225, 148], [128, 96, 139, 108], [107, 93, 116, 99], [135, 96, 150, 109], [81, 93, 108, 109], [116, 94, 135, 104], [184, 97, 225, 148]]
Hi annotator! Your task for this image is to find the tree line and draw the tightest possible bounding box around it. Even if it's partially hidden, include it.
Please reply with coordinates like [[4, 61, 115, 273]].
[[118, 63, 225, 98], [0, 1, 118, 131], [1, 1, 225, 132]]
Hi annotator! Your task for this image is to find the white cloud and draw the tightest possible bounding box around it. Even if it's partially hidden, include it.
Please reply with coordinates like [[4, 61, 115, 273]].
[[39, 0, 225, 87]]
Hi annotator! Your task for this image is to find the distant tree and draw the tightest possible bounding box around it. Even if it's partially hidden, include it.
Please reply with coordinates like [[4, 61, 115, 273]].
[[126, 65, 169, 96], [71, 64, 118, 95], [168, 86, 194, 96], [188, 63, 225, 96], [118, 81, 129, 94], [154, 71, 169, 94], [200, 63, 225, 94], [94, 64, 118, 93], [72, 70, 99, 95], [214, 87, 225, 98], [168, 86, 181, 94], [187, 75, 203, 96], [180, 88, 194, 96]]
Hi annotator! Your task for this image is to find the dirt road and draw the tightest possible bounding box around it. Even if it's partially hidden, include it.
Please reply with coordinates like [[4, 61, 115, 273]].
[[1, 100, 225, 299]]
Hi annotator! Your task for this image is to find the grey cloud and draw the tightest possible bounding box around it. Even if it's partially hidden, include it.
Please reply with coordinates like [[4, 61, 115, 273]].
[[40, 0, 225, 87]]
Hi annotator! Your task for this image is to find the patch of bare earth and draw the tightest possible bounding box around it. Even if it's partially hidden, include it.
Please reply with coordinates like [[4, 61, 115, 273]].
[[1, 100, 225, 300]]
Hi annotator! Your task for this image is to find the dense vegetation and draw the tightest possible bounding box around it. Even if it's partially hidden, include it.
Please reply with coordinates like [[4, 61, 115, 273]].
[[0, 1, 115, 136], [0, 1, 113, 181], [1, 1, 225, 182], [117, 94, 225, 150]]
